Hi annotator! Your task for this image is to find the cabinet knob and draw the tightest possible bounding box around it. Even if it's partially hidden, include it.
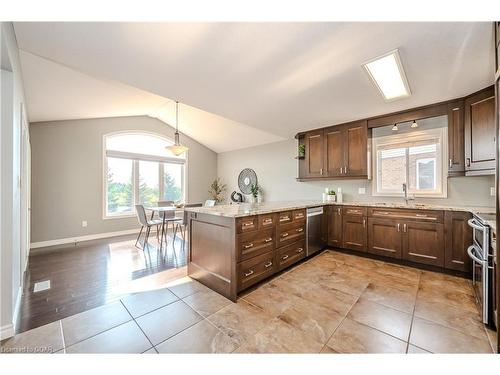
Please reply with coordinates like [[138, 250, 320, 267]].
[[449, 158, 453, 168]]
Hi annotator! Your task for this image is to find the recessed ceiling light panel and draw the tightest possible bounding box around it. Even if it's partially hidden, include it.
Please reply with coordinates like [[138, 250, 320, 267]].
[[363, 49, 411, 102]]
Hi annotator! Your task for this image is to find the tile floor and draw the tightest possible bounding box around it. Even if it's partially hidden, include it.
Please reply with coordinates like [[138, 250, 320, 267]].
[[1, 250, 496, 354]]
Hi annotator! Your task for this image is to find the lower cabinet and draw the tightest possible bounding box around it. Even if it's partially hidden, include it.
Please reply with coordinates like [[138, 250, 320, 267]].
[[277, 240, 306, 271], [402, 221, 445, 267], [237, 251, 276, 291], [367, 218, 402, 259], [444, 211, 472, 272], [328, 205, 343, 247], [342, 214, 367, 252]]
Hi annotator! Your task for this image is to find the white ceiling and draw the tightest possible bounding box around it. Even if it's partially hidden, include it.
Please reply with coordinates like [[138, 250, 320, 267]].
[[14, 22, 494, 152]]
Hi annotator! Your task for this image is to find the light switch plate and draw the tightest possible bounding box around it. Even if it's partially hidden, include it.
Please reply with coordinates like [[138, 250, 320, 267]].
[[82, 220, 88, 227], [358, 188, 366, 195]]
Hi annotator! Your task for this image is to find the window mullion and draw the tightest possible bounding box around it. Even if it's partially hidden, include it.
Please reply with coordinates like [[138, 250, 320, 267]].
[[159, 163, 164, 200], [405, 147, 410, 193], [134, 160, 139, 205]]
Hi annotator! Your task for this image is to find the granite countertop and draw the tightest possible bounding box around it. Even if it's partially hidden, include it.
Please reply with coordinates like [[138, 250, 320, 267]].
[[185, 200, 495, 218]]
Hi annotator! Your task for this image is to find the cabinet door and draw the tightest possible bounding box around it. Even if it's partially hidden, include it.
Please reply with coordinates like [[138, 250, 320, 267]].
[[342, 215, 367, 252], [444, 211, 472, 272], [367, 218, 402, 259], [464, 87, 496, 173], [402, 221, 444, 267], [304, 130, 325, 178], [324, 126, 344, 177], [447, 100, 465, 176], [328, 206, 343, 247], [344, 121, 368, 176]]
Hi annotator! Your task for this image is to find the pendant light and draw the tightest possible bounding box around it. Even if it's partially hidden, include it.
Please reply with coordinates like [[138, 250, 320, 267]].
[[392, 123, 398, 131], [410, 120, 418, 129], [166, 101, 189, 156]]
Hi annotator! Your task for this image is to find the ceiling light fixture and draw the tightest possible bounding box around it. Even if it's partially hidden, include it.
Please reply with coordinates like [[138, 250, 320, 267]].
[[392, 123, 398, 131], [362, 49, 411, 101], [410, 120, 418, 129], [166, 101, 189, 156]]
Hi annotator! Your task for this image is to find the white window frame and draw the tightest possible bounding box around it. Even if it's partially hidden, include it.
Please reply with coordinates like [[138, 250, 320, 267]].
[[372, 127, 447, 198], [415, 157, 436, 190], [102, 131, 188, 219]]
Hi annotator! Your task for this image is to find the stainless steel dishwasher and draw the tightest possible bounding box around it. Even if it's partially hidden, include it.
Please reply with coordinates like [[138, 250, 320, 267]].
[[306, 206, 324, 256]]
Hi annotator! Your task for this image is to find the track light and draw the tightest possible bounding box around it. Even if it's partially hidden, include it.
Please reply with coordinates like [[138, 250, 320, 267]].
[[392, 123, 398, 131], [410, 120, 418, 129]]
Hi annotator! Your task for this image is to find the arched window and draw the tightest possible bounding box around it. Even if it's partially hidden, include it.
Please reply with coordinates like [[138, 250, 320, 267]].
[[103, 132, 186, 218]]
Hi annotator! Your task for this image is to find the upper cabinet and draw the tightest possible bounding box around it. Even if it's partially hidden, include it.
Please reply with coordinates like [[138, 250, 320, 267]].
[[464, 86, 496, 175], [447, 100, 465, 176], [298, 120, 368, 180]]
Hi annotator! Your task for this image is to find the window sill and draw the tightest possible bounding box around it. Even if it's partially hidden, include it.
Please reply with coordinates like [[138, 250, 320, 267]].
[[103, 214, 136, 220]]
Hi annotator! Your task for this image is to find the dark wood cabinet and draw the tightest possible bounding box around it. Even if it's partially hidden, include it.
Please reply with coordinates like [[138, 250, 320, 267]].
[[342, 207, 367, 252], [327, 205, 343, 247], [303, 129, 325, 178], [402, 221, 445, 267], [447, 100, 465, 176], [444, 211, 472, 273], [464, 86, 496, 175], [298, 121, 368, 180], [367, 217, 402, 259]]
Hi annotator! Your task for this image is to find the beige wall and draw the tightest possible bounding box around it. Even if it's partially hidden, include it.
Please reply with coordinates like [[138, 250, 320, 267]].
[[217, 139, 495, 207], [30, 115, 217, 243]]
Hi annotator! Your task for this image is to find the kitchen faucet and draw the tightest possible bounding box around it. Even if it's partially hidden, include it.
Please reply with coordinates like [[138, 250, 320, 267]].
[[402, 183, 414, 205]]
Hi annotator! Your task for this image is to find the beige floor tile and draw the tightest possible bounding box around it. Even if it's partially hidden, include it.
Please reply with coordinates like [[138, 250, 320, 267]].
[[414, 297, 487, 340], [278, 296, 344, 344], [485, 327, 498, 353], [316, 271, 369, 297], [65, 321, 151, 353], [326, 318, 407, 353], [416, 284, 478, 313], [420, 271, 474, 296], [407, 344, 431, 354], [166, 276, 210, 298], [136, 300, 202, 345], [409, 317, 492, 353], [207, 300, 272, 347], [361, 282, 416, 313], [237, 317, 324, 353], [243, 282, 302, 317], [121, 287, 179, 318], [182, 289, 232, 318], [320, 345, 340, 353], [347, 297, 412, 341], [61, 301, 132, 346], [155, 320, 239, 353], [1, 321, 63, 354]]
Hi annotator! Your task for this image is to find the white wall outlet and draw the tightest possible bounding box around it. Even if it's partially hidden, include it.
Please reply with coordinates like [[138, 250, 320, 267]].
[[490, 187, 495, 197], [82, 220, 88, 228], [358, 187, 366, 195]]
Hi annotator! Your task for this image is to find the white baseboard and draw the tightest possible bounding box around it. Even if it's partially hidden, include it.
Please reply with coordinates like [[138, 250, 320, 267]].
[[12, 286, 22, 330], [30, 228, 143, 249], [0, 324, 15, 340]]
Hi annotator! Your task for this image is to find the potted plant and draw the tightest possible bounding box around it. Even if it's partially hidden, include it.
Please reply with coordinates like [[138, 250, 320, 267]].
[[327, 190, 336, 202], [250, 183, 262, 203], [208, 178, 227, 204]]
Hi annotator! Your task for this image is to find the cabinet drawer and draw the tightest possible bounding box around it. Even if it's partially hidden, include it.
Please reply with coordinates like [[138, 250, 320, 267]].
[[277, 221, 305, 247], [237, 251, 275, 292], [343, 206, 367, 216], [259, 213, 276, 229], [278, 211, 293, 224], [277, 240, 306, 271], [236, 216, 258, 233], [293, 209, 306, 221], [236, 227, 275, 262], [368, 208, 443, 223]]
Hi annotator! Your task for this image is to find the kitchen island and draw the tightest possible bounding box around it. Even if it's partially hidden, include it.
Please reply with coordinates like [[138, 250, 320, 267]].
[[186, 201, 494, 301]]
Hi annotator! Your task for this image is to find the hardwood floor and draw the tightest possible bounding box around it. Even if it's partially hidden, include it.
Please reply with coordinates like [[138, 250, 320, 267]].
[[17, 231, 188, 334]]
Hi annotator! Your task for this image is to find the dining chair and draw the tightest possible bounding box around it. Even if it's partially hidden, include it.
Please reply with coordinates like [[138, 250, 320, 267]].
[[204, 199, 216, 207], [173, 203, 203, 242], [134, 205, 163, 249], [159, 208, 183, 245]]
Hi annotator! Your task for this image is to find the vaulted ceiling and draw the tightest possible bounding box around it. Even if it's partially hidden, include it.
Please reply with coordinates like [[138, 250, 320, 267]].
[[14, 22, 494, 152]]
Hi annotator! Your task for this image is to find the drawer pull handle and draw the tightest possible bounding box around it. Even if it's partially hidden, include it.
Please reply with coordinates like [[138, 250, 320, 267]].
[[244, 270, 254, 277], [244, 243, 254, 249], [397, 223, 400, 232], [280, 216, 290, 222], [243, 222, 254, 227], [296, 214, 304, 218], [282, 255, 289, 260], [264, 237, 272, 243], [297, 248, 304, 253], [415, 214, 427, 217], [296, 228, 304, 233], [379, 212, 389, 215], [264, 261, 273, 268], [263, 218, 273, 224], [282, 232, 289, 237]]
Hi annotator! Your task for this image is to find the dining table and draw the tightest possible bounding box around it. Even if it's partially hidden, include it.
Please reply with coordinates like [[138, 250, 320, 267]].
[[144, 206, 184, 250]]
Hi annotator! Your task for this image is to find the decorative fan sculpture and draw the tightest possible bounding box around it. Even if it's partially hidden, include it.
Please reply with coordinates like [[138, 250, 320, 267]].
[[238, 168, 258, 195]]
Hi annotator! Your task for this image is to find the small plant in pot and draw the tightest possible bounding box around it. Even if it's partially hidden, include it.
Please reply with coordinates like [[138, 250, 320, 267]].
[[250, 183, 262, 203], [327, 190, 336, 202], [208, 177, 227, 204], [298, 144, 306, 158]]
